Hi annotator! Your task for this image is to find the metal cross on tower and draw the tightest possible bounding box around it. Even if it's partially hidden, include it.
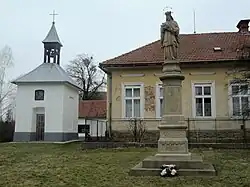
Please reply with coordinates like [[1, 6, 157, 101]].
[[50, 10, 58, 23]]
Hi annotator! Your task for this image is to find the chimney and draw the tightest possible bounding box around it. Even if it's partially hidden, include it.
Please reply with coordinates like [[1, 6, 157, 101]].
[[237, 19, 250, 33]]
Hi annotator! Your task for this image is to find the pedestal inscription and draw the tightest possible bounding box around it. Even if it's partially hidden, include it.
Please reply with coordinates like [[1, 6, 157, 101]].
[[158, 140, 188, 153], [164, 86, 182, 114]]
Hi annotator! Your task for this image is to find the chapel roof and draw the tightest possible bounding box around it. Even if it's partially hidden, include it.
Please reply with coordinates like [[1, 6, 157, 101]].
[[101, 32, 250, 67], [11, 63, 81, 90]]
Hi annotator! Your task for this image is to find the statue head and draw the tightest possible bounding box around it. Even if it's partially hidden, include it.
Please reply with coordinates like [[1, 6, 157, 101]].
[[165, 11, 173, 21]]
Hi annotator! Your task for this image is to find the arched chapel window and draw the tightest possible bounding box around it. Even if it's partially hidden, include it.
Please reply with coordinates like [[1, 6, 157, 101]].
[[34, 90, 45, 101]]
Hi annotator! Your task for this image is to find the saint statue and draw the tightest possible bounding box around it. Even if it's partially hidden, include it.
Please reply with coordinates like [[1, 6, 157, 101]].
[[160, 11, 180, 61]]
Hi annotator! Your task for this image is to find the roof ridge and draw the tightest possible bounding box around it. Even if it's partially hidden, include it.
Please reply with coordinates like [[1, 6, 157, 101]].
[[180, 31, 238, 36]]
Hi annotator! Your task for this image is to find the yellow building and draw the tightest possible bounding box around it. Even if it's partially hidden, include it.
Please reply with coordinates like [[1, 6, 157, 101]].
[[99, 19, 250, 141]]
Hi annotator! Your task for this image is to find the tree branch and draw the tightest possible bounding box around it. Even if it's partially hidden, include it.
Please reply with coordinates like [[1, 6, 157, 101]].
[[66, 54, 106, 100]]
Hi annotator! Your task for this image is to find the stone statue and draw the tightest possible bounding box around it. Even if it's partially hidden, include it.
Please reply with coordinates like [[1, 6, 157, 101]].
[[160, 11, 180, 61]]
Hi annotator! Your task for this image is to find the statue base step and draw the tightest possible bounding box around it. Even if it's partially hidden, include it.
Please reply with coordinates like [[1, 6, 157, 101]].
[[129, 153, 216, 176]]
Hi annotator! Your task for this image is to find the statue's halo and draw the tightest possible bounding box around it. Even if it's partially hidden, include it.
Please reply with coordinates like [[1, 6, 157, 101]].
[[163, 6, 175, 19], [163, 6, 173, 13]]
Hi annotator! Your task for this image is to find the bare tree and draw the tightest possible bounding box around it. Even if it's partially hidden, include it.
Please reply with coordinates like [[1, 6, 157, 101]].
[[128, 118, 147, 143], [6, 108, 13, 123], [0, 45, 15, 121], [66, 54, 106, 100], [226, 67, 250, 119], [226, 69, 250, 143]]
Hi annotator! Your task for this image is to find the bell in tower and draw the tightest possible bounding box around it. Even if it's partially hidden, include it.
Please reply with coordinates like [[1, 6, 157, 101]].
[[42, 11, 63, 65]]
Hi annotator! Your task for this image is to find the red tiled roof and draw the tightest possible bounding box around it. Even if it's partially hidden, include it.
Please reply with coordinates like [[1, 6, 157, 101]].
[[79, 100, 107, 118], [102, 32, 250, 66]]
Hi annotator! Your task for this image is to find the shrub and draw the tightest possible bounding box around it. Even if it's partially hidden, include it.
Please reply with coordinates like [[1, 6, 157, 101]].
[[0, 121, 15, 142]]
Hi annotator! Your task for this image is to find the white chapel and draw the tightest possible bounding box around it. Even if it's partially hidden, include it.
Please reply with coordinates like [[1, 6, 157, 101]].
[[12, 20, 81, 142]]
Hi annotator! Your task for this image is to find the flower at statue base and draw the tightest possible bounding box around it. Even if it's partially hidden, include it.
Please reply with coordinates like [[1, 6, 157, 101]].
[[160, 164, 178, 177]]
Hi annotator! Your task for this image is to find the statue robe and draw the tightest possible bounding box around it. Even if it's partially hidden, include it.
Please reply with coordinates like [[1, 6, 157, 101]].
[[161, 20, 180, 61]]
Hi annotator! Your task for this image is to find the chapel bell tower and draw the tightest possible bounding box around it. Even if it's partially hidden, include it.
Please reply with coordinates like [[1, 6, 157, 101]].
[[42, 17, 62, 65]]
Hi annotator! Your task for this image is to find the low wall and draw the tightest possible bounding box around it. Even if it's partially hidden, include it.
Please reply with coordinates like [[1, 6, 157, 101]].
[[111, 118, 250, 131], [112, 129, 250, 143], [188, 129, 250, 143], [81, 142, 157, 150], [112, 130, 159, 143], [81, 141, 250, 150]]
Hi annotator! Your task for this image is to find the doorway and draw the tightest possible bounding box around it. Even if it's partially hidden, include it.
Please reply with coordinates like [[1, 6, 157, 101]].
[[36, 114, 45, 141]]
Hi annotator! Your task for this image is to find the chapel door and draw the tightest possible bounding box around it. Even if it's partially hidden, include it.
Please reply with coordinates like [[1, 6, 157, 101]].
[[36, 114, 45, 141]]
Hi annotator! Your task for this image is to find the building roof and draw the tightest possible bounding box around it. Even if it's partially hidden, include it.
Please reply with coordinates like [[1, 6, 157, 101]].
[[78, 100, 107, 118], [11, 63, 81, 90], [101, 32, 250, 66], [42, 22, 62, 46]]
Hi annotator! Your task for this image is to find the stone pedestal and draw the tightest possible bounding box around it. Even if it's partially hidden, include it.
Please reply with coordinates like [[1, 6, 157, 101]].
[[156, 60, 190, 158], [129, 60, 216, 176]]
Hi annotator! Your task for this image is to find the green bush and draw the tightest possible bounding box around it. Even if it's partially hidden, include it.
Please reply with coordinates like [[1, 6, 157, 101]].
[[0, 121, 14, 142]]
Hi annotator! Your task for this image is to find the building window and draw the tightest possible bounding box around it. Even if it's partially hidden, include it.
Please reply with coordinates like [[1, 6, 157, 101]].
[[192, 83, 214, 118], [34, 90, 45, 101], [230, 82, 250, 117], [156, 84, 164, 118], [123, 84, 143, 118]]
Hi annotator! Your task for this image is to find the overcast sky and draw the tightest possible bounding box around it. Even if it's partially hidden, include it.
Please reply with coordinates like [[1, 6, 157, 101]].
[[1, 0, 250, 81]]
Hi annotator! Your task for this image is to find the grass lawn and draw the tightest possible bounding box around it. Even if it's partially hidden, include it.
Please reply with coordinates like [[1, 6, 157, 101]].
[[0, 143, 250, 187]]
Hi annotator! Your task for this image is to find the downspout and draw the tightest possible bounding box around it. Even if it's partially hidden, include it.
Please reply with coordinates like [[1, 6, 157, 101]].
[[107, 73, 112, 136], [99, 65, 112, 137]]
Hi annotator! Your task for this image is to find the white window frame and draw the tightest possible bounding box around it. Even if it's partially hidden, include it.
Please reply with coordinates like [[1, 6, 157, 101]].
[[228, 80, 250, 118], [191, 81, 216, 118], [122, 82, 144, 119], [155, 83, 163, 119]]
